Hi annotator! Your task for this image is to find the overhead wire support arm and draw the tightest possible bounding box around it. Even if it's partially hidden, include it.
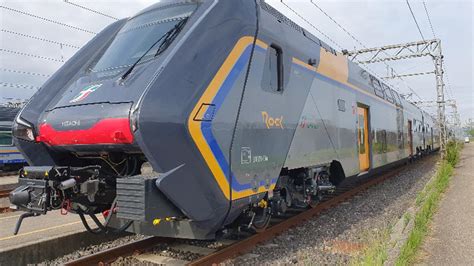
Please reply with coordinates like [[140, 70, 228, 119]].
[[305, 0, 422, 102], [382, 71, 436, 79], [343, 39, 441, 64]]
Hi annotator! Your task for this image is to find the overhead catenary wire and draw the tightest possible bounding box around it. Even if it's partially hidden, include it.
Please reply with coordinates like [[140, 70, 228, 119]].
[[406, 0, 426, 41], [0, 82, 39, 90], [280, 1, 393, 93], [0, 5, 97, 35], [63, 0, 119, 21], [422, 1, 436, 38], [280, 0, 344, 50], [309, 0, 365, 48], [284, 0, 422, 101], [1, 68, 51, 78], [309, 0, 423, 101], [1, 29, 81, 49], [421, 1, 455, 101], [0, 48, 65, 63]]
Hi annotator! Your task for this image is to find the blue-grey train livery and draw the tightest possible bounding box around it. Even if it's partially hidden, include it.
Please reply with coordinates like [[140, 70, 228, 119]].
[[9, 0, 439, 238]]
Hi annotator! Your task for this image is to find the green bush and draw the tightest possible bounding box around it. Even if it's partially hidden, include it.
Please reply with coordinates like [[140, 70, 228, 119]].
[[445, 141, 461, 167]]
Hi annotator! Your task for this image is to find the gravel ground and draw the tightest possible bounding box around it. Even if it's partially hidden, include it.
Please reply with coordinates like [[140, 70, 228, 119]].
[[112, 238, 237, 265], [227, 156, 438, 265], [41, 156, 437, 265], [113, 245, 200, 265], [42, 234, 147, 265], [43, 232, 228, 265]]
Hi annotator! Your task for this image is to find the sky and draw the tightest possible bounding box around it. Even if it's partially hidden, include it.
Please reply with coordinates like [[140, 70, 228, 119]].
[[0, 0, 472, 124]]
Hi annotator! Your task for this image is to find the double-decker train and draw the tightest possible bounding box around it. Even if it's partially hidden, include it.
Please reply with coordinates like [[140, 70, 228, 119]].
[[10, 0, 438, 238], [0, 105, 26, 171]]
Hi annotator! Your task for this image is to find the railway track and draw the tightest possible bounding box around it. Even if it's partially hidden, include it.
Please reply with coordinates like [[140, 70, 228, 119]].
[[0, 189, 11, 198], [0, 171, 17, 177], [0, 189, 13, 213], [64, 156, 430, 266], [0, 171, 17, 213]]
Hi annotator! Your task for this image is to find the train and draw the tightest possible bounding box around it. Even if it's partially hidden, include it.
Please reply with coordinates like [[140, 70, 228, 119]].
[[10, 0, 439, 239], [0, 105, 27, 171]]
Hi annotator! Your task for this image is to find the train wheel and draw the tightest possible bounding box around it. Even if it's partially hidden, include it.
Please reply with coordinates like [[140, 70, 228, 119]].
[[308, 194, 322, 208], [251, 202, 271, 232]]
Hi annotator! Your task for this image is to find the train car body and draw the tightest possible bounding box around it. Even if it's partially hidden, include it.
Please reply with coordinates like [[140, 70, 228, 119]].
[[10, 0, 439, 239], [0, 106, 26, 170]]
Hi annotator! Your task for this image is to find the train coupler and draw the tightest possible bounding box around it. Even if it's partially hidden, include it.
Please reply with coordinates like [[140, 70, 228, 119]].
[[8, 165, 107, 234]]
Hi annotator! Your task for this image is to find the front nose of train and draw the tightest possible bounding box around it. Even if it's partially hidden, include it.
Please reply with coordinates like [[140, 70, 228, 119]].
[[34, 80, 140, 150], [36, 102, 135, 148]]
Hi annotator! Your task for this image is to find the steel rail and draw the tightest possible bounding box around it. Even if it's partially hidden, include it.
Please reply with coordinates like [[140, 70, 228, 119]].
[[0, 189, 12, 198], [187, 165, 404, 265], [0, 206, 13, 213], [64, 155, 432, 266], [0, 171, 17, 177], [65, 237, 171, 266]]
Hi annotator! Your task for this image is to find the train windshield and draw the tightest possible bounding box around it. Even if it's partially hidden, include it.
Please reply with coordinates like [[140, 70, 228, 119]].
[[92, 4, 197, 72]]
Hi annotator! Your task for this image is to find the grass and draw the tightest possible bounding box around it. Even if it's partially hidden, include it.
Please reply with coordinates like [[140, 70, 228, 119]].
[[403, 213, 411, 228], [351, 228, 391, 266], [395, 141, 461, 265], [352, 141, 461, 266]]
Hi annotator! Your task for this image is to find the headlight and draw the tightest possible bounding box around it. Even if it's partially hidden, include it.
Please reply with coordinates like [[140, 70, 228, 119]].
[[13, 117, 36, 142], [130, 108, 139, 132]]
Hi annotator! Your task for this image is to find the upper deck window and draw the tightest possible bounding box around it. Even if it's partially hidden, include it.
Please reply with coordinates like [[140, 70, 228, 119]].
[[369, 75, 384, 98], [91, 4, 197, 72], [391, 89, 402, 107], [382, 84, 395, 104]]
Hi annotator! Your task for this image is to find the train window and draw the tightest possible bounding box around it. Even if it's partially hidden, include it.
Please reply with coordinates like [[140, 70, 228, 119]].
[[0, 131, 13, 146], [391, 89, 402, 106], [91, 4, 197, 72], [262, 44, 284, 93], [369, 76, 384, 98], [382, 84, 395, 104]]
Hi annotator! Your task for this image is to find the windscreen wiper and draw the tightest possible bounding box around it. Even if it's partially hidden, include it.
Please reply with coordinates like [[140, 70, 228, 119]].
[[154, 18, 188, 57], [121, 18, 188, 81]]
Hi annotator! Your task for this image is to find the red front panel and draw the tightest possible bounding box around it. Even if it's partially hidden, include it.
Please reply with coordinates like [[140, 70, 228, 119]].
[[37, 118, 134, 146]]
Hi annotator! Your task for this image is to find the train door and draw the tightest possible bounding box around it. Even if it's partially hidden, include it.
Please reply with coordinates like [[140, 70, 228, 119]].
[[357, 106, 370, 172], [408, 120, 413, 156], [431, 127, 434, 149]]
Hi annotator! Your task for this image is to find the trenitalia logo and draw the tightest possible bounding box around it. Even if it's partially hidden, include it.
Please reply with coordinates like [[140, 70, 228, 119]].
[[261, 111, 284, 129], [69, 84, 103, 103]]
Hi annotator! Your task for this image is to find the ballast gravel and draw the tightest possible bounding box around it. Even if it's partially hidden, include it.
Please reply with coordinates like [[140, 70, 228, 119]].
[[227, 156, 438, 265], [42, 156, 437, 265], [42, 234, 147, 265]]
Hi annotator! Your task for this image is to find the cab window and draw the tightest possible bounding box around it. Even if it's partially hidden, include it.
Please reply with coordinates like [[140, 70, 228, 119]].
[[91, 4, 197, 72], [262, 44, 283, 93]]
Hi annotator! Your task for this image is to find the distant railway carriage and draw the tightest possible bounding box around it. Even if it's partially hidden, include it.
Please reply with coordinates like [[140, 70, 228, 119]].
[[10, 0, 439, 238], [0, 107, 26, 170]]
